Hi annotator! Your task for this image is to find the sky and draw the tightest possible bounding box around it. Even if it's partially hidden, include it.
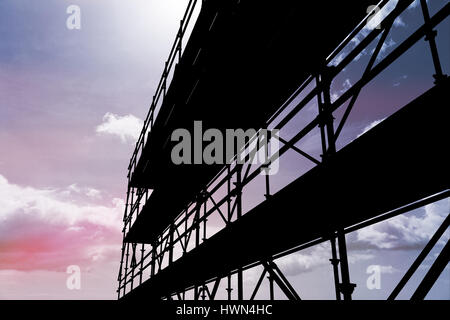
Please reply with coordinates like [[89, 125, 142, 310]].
[[0, 0, 449, 300]]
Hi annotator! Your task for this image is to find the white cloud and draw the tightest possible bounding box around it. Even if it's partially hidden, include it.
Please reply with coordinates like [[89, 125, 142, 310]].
[[86, 188, 102, 199], [64, 184, 102, 199], [348, 252, 375, 264], [0, 174, 124, 271], [96, 112, 143, 143], [409, 0, 428, 10], [357, 118, 386, 138], [379, 265, 400, 274], [356, 199, 449, 250], [276, 244, 331, 276], [275, 242, 377, 276], [410, 0, 420, 8], [343, 78, 352, 90], [330, 78, 354, 102], [67, 183, 81, 193], [0, 174, 123, 229], [272, 240, 383, 277], [378, 38, 396, 56], [331, 92, 339, 102], [394, 16, 406, 27], [393, 74, 408, 87]]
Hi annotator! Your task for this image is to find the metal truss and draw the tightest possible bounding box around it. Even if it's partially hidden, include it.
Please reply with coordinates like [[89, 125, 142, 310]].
[[118, 0, 449, 300]]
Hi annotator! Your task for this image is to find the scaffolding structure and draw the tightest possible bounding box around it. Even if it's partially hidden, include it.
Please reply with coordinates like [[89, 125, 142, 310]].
[[117, 0, 449, 300]]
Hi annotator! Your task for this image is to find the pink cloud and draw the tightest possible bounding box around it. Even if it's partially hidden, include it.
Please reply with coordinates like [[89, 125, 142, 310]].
[[0, 174, 123, 272]]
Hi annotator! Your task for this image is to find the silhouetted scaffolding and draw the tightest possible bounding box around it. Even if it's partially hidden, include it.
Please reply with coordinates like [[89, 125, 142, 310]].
[[118, 0, 449, 300]]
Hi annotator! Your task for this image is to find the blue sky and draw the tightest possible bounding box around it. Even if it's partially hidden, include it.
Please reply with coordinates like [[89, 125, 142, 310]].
[[0, 0, 449, 299]]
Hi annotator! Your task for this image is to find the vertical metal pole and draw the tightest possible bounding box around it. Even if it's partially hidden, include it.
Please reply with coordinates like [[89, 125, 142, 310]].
[[201, 284, 207, 300], [151, 241, 156, 278], [316, 75, 328, 160], [195, 203, 200, 248], [320, 67, 355, 300], [123, 187, 135, 297], [318, 73, 342, 300], [139, 244, 145, 285], [163, 62, 168, 97], [203, 198, 207, 241], [227, 274, 232, 300], [236, 166, 243, 220], [184, 209, 188, 255], [117, 241, 124, 299], [123, 242, 130, 297], [268, 275, 274, 300], [227, 166, 232, 222], [130, 243, 137, 291], [322, 74, 336, 156], [178, 21, 183, 61], [159, 239, 163, 272], [194, 200, 201, 301], [337, 231, 355, 300], [128, 188, 135, 232], [420, 0, 447, 84], [118, 179, 132, 299], [330, 234, 341, 301], [169, 224, 174, 265], [264, 132, 271, 199], [236, 165, 243, 300], [237, 270, 244, 300], [265, 172, 271, 199], [118, 240, 126, 299]]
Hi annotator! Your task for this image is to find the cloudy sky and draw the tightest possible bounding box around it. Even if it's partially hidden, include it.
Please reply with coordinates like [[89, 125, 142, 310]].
[[0, 0, 449, 299]]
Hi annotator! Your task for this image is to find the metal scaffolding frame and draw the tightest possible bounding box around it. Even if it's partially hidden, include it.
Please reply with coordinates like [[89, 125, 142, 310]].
[[117, 0, 449, 300]]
